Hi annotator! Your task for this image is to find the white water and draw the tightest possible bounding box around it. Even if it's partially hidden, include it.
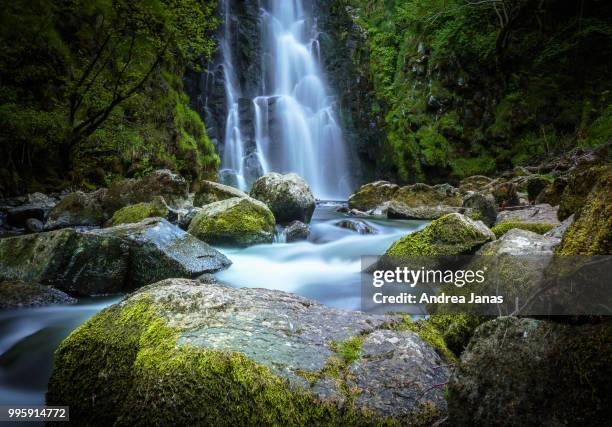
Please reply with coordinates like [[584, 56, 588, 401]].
[[220, 0, 352, 200]]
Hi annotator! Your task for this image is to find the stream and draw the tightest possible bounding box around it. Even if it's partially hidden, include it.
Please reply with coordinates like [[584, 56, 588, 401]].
[[0, 202, 426, 406]]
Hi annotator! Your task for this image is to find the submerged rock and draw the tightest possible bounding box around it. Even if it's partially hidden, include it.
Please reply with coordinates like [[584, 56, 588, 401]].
[[47, 279, 450, 425], [45, 190, 106, 229], [334, 219, 377, 235], [0, 280, 76, 309], [194, 180, 249, 206], [188, 197, 275, 247], [448, 317, 612, 426], [250, 172, 316, 223], [348, 181, 399, 212]]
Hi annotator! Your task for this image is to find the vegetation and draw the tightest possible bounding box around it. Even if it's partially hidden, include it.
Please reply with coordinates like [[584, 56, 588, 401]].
[[491, 221, 555, 238], [0, 0, 219, 195]]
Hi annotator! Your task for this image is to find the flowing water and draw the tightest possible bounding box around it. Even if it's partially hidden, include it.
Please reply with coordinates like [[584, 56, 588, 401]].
[[220, 0, 352, 200], [0, 205, 425, 406]]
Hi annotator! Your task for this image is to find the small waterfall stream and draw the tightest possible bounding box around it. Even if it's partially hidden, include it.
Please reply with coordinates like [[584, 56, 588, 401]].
[[219, 0, 352, 200]]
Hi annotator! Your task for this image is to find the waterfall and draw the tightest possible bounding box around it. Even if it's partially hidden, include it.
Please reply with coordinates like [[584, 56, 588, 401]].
[[218, 0, 352, 200]]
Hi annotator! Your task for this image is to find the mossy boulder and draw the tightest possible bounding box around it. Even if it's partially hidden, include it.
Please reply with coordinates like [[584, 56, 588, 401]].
[[386, 183, 464, 220], [109, 196, 169, 226], [249, 173, 316, 224], [462, 192, 497, 227], [535, 176, 567, 206], [558, 164, 611, 221], [45, 190, 106, 230], [188, 197, 275, 247], [491, 181, 519, 207], [556, 168, 612, 255], [448, 317, 612, 426], [458, 175, 494, 193], [348, 181, 399, 211], [193, 180, 249, 206], [526, 175, 553, 202], [0, 280, 76, 309], [47, 279, 451, 426], [385, 213, 495, 257], [491, 221, 555, 238]]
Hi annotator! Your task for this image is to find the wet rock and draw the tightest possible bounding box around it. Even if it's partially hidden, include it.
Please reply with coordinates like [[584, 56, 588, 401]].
[[25, 218, 44, 233], [48, 279, 450, 425], [448, 317, 612, 426], [0, 281, 77, 309], [6, 193, 57, 227], [193, 180, 249, 206], [177, 207, 203, 230], [108, 196, 169, 226], [496, 204, 560, 225], [284, 220, 310, 242], [188, 197, 275, 247], [45, 190, 107, 230], [334, 219, 377, 235], [462, 192, 497, 227], [348, 181, 399, 211], [250, 173, 316, 223], [544, 214, 574, 240]]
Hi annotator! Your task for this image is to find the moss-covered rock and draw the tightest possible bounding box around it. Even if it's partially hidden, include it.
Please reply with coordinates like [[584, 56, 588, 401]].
[[462, 192, 497, 227], [0, 280, 76, 309], [491, 181, 519, 207], [188, 197, 275, 247], [45, 190, 106, 230], [448, 317, 612, 426], [491, 221, 555, 238], [385, 183, 464, 220], [47, 279, 451, 426], [249, 173, 316, 224], [534, 176, 568, 206], [458, 175, 494, 193], [556, 168, 612, 255], [193, 180, 248, 207], [526, 175, 553, 202], [348, 181, 399, 211], [558, 164, 611, 221], [109, 196, 169, 226], [385, 213, 495, 257]]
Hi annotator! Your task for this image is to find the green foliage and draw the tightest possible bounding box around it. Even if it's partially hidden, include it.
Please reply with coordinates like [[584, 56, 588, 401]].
[[491, 221, 555, 238]]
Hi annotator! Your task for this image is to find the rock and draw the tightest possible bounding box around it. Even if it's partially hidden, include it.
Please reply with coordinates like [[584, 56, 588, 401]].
[[177, 207, 203, 230], [462, 192, 497, 227], [348, 208, 369, 217], [108, 196, 169, 226], [45, 190, 107, 229], [103, 169, 189, 213], [544, 214, 574, 239], [334, 219, 377, 235], [348, 181, 399, 211], [188, 197, 275, 247], [6, 193, 57, 227], [526, 175, 553, 202], [0, 218, 230, 296], [491, 181, 519, 207], [92, 218, 232, 288], [490, 221, 555, 238], [478, 228, 559, 256], [458, 175, 494, 193], [193, 180, 249, 206], [47, 279, 450, 425], [25, 218, 44, 233], [284, 220, 310, 242], [558, 159, 611, 220], [0, 281, 77, 309], [496, 204, 561, 225], [386, 183, 463, 220], [249, 173, 316, 223], [385, 213, 495, 257], [448, 317, 611, 426], [534, 176, 567, 206], [556, 168, 611, 255]]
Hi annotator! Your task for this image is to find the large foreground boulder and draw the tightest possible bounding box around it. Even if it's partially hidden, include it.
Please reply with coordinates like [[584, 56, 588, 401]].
[[188, 197, 275, 247], [47, 279, 450, 426], [348, 181, 399, 211], [194, 180, 249, 206], [250, 173, 316, 223], [0, 219, 230, 295], [385, 213, 495, 257], [0, 281, 76, 309], [448, 317, 611, 426]]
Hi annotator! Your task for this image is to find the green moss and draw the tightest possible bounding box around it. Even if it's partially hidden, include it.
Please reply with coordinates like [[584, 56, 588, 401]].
[[491, 221, 555, 238], [109, 198, 168, 226], [48, 296, 394, 426], [397, 317, 457, 362]]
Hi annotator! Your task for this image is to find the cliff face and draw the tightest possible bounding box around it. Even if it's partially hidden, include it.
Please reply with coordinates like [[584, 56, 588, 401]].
[[317, 0, 612, 186]]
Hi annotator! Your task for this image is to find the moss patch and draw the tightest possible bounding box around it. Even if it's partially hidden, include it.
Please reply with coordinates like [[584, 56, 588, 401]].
[[491, 221, 555, 238], [109, 197, 168, 226]]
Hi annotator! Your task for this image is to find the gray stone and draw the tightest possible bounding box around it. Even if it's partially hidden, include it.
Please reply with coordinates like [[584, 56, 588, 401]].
[[544, 214, 574, 239], [46, 190, 107, 229], [284, 220, 310, 242], [496, 204, 561, 225], [250, 173, 316, 223], [387, 201, 464, 220], [334, 219, 377, 234], [0, 281, 76, 309], [193, 180, 249, 207], [25, 218, 44, 233], [462, 191, 497, 227]]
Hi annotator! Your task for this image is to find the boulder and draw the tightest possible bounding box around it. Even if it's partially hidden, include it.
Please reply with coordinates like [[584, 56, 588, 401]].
[[478, 228, 559, 256], [525, 175, 553, 202], [558, 162, 611, 220], [188, 197, 275, 247], [108, 196, 169, 226], [544, 214, 574, 240], [45, 190, 107, 229], [534, 176, 568, 206], [448, 317, 611, 426], [0, 281, 76, 309], [0, 218, 230, 295], [348, 181, 399, 211], [177, 207, 203, 230], [491, 181, 519, 207], [25, 218, 44, 233], [47, 279, 450, 425], [386, 183, 463, 220], [284, 220, 310, 242], [334, 219, 377, 235], [385, 213, 495, 257], [387, 201, 463, 220], [250, 173, 316, 223], [461, 192, 497, 227], [496, 204, 560, 225], [6, 192, 57, 227], [194, 180, 249, 206], [458, 175, 494, 193]]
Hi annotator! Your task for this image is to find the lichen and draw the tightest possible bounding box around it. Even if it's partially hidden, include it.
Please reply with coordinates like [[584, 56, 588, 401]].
[[490, 221, 555, 238]]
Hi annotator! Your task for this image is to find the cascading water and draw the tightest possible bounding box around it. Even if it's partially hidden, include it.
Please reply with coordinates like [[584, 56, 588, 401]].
[[219, 0, 352, 200]]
